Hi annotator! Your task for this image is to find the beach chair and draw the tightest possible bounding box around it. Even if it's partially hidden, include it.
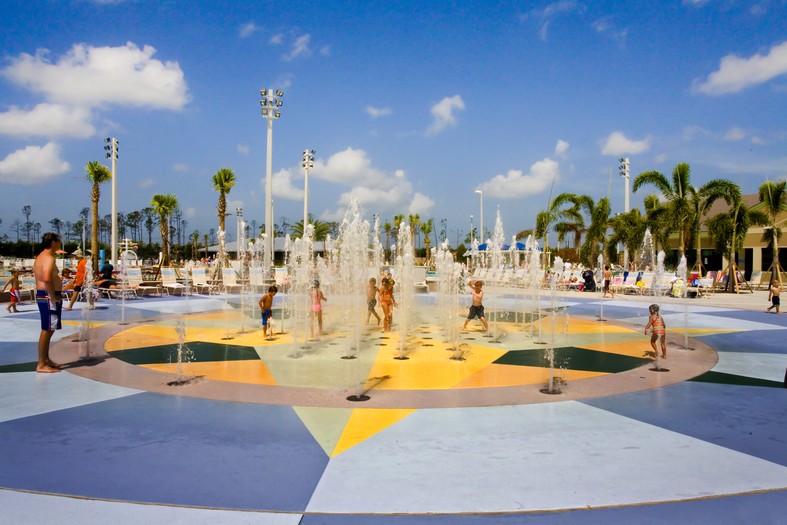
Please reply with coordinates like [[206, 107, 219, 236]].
[[125, 267, 162, 296], [161, 267, 189, 295], [190, 267, 219, 295], [221, 267, 243, 293]]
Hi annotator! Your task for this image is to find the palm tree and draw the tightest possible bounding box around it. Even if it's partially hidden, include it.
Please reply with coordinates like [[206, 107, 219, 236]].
[[706, 196, 767, 292], [383, 221, 392, 261], [757, 180, 787, 282], [608, 208, 648, 266], [567, 195, 611, 265], [211, 168, 236, 233], [408, 213, 421, 249], [421, 218, 434, 258], [633, 163, 734, 256], [534, 192, 579, 258], [85, 161, 112, 272], [688, 179, 741, 275], [151, 194, 179, 266], [290, 216, 331, 241]]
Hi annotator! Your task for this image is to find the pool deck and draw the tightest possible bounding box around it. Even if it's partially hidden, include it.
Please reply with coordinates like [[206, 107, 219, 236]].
[[1, 287, 785, 524]]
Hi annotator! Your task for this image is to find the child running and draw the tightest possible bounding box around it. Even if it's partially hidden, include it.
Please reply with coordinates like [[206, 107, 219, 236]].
[[603, 265, 614, 298], [379, 277, 396, 332], [2, 269, 21, 313], [644, 303, 667, 359], [767, 279, 781, 314], [366, 277, 381, 325], [463, 279, 489, 333], [258, 285, 278, 339], [310, 280, 327, 337]]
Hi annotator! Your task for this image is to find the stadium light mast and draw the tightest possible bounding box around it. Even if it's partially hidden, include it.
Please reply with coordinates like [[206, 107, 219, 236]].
[[618, 157, 630, 269], [302, 149, 315, 232], [104, 137, 119, 265], [260, 88, 283, 270]]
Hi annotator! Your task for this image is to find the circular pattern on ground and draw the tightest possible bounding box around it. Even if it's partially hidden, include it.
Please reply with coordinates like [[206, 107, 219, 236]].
[[55, 302, 717, 408]]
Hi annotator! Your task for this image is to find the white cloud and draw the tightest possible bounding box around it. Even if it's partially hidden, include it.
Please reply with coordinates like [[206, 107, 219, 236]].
[[366, 106, 392, 118], [184, 207, 198, 219], [692, 40, 787, 95], [426, 95, 465, 136], [723, 127, 746, 141], [282, 34, 312, 61], [751, 136, 767, 145], [601, 131, 652, 156], [138, 178, 155, 189], [271, 167, 304, 201], [270, 33, 284, 45], [1, 42, 189, 110], [408, 192, 435, 215], [592, 16, 628, 48], [319, 45, 331, 56], [172, 163, 189, 173], [0, 103, 94, 138], [682, 0, 709, 6], [0, 142, 70, 185], [237, 144, 249, 155], [682, 125, 711, 142], [554, 139, 569, 156], [269, 147, 436, 220], [521, 1, 585, 42], [477, 158, 559, 199], [653, 153, 668, 164], [239, 22, 259, 38]]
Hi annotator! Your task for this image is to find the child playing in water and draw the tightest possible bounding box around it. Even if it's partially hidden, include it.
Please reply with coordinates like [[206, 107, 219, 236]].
[[379, 277, 396, 332], [767, 279, 781, 314], [258, 285, 278, 339], [463, 279, 489, 333], [366, 277, 381, 325], [603, 265, 614, 298], [644, 303, 667, 359], [310, 280, 327, 337], [2, 269, 21, 313]]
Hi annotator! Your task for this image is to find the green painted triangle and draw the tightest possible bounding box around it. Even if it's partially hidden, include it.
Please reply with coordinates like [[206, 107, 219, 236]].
[[690, 370, 785, 388], [109, 341, 261, 365], [494, 346, 651, 373], [294, 406, 353, 457], [0, 361, 37, 373]]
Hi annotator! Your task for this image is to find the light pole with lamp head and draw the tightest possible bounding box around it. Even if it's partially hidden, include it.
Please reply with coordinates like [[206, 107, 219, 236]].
[[104, 137, 119, 265], [302, 149, 315, 232], [475, 189, 484, 244], [618, 157, 630, 269], [260, 88, 283, 271]]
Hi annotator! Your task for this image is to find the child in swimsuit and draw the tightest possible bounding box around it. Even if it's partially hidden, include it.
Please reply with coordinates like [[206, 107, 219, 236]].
[[310, 280, 327, 337], [463, 279, 489, 332], [767, 280, 781, 314], [644, 303, 667, 359], [258, 285, 278, 339], [2, 269, 21, 313], [379, 277, 396, 332], [367, 277, 381, 325]]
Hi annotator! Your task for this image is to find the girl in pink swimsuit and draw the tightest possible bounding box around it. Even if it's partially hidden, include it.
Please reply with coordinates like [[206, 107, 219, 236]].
[[310, 280, 327, 338]]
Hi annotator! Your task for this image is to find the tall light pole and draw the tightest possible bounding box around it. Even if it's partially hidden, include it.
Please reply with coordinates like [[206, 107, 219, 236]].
[[236, 207, 243, 261], [104, 137, 119, 265], [618, 157, 630, 269], [302, 149, 315, 232], [260, 88, 283, 270], [475, 189, 484, 243]]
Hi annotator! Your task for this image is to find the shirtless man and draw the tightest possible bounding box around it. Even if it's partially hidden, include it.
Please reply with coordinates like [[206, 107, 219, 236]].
[[34, 232, 63, 373]]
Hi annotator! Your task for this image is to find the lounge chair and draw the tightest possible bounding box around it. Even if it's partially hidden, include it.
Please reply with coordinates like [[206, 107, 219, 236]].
[[190, 267, 219, 295], [161, 267, 189, 296]]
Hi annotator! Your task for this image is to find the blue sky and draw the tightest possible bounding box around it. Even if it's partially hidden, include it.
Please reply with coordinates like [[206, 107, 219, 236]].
[[1, 0, 786, 247]]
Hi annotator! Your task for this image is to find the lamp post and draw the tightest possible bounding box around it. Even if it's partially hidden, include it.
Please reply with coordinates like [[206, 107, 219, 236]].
[[474, 189, 484, 244], [104, 138, 119, 265], [260, 88, 283, 270], [618, 157, 630, 269], [302, 149, 315, 232], [236, 207, 243, 261]]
